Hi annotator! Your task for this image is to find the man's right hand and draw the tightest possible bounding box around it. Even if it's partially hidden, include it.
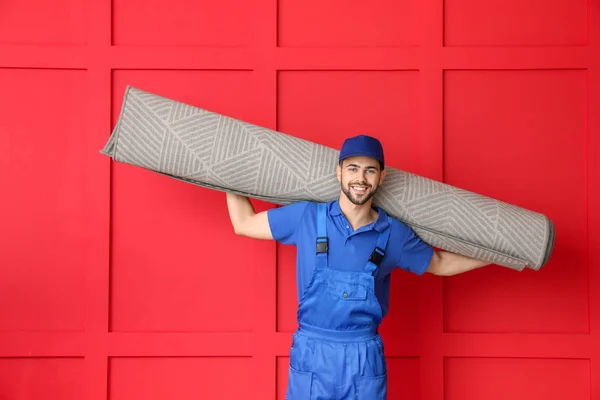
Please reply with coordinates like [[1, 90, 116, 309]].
[[225, 193, 274, 240]]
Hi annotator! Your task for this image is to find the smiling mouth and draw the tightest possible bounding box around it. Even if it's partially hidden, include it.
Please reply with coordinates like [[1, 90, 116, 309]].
[[350, 185, 369, 194]]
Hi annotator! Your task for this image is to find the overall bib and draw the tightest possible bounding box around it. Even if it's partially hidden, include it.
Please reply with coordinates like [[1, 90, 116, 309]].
[[286, 203, 392, 400]]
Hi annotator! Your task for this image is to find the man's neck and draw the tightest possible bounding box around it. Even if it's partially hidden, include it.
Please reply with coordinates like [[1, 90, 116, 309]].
[[338, 195, 378, 230]]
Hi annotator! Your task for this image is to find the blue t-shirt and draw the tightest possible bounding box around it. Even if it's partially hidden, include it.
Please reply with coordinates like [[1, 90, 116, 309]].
[[267, 200, 434, 317]]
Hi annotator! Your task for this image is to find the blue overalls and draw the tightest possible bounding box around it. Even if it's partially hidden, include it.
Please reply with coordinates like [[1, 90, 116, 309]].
[[286, 203, 393, 400]]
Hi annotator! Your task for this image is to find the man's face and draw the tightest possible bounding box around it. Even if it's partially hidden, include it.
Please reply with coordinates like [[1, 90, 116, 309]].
[[336, 156, 386, 206]]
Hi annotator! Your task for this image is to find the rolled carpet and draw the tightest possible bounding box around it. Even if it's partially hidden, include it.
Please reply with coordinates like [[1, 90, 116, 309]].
[[101, 86, 555, 271]]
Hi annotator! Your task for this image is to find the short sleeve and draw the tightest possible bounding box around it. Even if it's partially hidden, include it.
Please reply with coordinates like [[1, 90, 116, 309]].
[[267, 201, 310, 245], [397, 228, 434, 275]]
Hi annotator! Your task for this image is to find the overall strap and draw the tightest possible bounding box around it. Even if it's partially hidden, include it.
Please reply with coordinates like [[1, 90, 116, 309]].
[[315, 202, 328, 269], [364, 217, 393, 275]]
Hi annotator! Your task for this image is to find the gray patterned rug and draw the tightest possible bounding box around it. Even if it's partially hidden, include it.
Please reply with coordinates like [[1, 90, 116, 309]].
[[101, 86, 555, 271]]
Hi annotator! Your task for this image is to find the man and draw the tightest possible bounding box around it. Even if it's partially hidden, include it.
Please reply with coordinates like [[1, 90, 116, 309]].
[[226, 135, 489, 399]]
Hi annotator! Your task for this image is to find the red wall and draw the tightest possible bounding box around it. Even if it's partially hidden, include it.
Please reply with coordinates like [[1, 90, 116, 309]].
[[1, 0, 599, 399]]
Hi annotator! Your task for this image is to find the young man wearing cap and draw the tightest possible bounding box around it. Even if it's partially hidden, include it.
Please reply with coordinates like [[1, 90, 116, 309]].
[[226, 135, 489, 399]]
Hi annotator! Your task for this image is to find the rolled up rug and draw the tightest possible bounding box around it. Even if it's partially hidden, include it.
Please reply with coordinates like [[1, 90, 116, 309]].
[[101, 86, 555, 271]]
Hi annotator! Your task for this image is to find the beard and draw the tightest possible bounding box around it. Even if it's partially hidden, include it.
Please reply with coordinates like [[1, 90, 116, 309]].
[[341, 181, 378, 205]]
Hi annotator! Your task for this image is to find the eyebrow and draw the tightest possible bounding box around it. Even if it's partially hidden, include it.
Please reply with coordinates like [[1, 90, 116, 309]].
[[346, 163, 379, 170]]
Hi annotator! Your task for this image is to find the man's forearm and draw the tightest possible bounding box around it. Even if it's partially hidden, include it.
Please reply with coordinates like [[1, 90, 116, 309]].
[[429, 250, 490, 276], [225, 193, 274, 239]]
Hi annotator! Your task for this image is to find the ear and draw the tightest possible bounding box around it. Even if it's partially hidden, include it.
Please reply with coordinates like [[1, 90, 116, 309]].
[[336, 163, 342, 182], [379, 169, 387, 185]]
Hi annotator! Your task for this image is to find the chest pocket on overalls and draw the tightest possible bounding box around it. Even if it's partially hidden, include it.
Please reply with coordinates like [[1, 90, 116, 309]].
[[327, 281, 367, 300]]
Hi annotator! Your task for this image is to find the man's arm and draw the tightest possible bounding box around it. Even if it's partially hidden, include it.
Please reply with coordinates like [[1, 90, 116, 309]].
[[226, 193, 273, 240], [426, 250, 490, 276]]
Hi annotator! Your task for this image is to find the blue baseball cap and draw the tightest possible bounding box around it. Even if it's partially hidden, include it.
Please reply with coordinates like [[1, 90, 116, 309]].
[[339, 135, 385, 169]]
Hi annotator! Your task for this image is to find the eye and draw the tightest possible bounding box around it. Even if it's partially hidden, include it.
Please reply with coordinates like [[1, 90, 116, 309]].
[[367, 170, 376, 174], [348, 167, 357, 172]]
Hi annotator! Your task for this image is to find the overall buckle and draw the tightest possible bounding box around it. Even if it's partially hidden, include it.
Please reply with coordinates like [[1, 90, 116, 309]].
[[369, 247, 385, 265], [316, 237, 328, 253]]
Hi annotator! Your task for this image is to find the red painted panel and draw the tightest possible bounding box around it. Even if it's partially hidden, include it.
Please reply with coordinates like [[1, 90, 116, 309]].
[[443, 70, 588, 333], [444, 0, 587, 46], [109, 357, 252, 399], [379, 271, 421, 334], [112, 0, 253, 46], [276, 357, 287, 400], [110, 70, 261, 332], [276, 244, 299, 332], [0, 0, 86, 44], [278, 0, 419, 47], [0, 68, 86, 331], [445, 358, 590, 399], [387, 357, 421, 400], [277, 71, 420, 179], [112, 70, 259, 125], [276, 357, 289, 400], [0, 358, 84, 399], [276, 70, 422, 334], [276, 356, 420, 399]]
